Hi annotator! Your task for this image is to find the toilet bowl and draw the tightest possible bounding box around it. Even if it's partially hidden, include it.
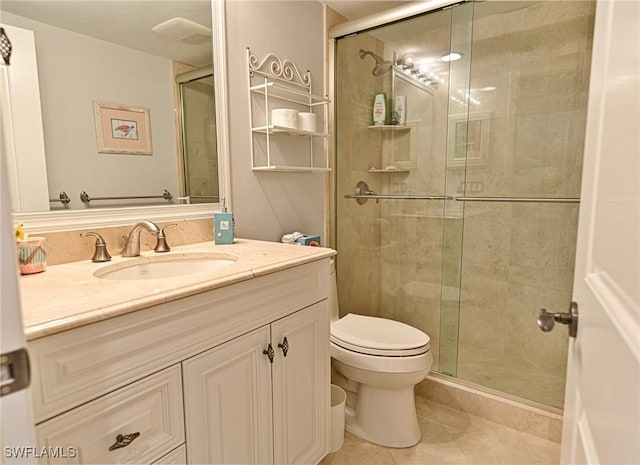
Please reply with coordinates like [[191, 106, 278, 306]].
[[329, 261, 432, 448]]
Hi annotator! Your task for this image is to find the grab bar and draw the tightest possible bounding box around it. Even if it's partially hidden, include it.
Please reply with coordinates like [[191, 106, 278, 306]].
[[345, 181, 451, 204], [80, 189, 173, 204], [345, 181, 580, 205], [456, 196, 580, 204], [344, 194, 452, 200], [49, 191, 71, 205]]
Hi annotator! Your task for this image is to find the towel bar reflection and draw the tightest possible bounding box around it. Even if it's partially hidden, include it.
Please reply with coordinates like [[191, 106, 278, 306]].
[[49, 191, 71, 205], [80, 189, 173, 204], [344, 194, 453, 200]]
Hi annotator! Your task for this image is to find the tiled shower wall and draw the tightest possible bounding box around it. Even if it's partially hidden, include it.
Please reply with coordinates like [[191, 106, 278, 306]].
[[335, 34, 387, 322]]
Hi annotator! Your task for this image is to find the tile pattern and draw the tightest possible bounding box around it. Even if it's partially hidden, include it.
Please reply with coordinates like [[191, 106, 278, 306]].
[[320, 396, 560, 465]]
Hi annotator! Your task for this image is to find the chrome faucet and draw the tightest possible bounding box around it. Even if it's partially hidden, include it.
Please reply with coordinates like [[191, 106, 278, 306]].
[[121, 220, 160, 257]]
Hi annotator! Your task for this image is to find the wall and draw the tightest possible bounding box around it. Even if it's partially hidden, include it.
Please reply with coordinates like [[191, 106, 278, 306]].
[[224, 1, 326, 243], [2, 12, 179, 210]]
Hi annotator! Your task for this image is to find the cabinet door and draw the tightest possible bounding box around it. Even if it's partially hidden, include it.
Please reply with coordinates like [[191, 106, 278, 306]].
[[182, 326, 273, 465], [271, 302, 330, 465]]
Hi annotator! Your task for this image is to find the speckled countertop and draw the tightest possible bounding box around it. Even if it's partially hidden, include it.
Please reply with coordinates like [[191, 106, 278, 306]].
[[19, 239, 336, 341]]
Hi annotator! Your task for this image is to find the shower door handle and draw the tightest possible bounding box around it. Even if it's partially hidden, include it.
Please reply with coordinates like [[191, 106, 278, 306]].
[[537, 302, 578, 338]]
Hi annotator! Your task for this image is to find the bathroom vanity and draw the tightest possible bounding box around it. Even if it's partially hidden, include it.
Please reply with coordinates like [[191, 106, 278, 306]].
[[19, 239, 335, 465]]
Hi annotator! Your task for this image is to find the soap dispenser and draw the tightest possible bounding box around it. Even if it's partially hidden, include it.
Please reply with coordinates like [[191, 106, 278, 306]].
[[214, 198, 234, 245]]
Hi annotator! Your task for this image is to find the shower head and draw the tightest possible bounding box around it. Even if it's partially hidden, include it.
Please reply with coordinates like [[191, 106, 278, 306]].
[[359, 49, 393, 76]]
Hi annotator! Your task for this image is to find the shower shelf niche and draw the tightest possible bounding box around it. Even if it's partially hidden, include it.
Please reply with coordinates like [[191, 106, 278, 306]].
[[367, 124, 412, 131], [368, 120, 417, 172], [247, 48, 330, 172], [367, 168, 410, 173]]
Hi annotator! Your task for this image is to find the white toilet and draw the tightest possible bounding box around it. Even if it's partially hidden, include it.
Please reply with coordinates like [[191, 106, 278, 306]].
[[329, 260, 433, 448]]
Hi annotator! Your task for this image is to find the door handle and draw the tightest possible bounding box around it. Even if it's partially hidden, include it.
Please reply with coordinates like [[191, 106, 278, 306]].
[[537, 301, 578, 338], [0, 348, 30, 396]]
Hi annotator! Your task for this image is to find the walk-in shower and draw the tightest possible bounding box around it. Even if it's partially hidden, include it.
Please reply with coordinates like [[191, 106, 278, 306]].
[[333, 0, 595, 409]]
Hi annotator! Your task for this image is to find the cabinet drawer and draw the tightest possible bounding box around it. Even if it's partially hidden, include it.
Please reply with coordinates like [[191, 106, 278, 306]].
[[153, 446, 186, 465], [29, 259, 328, 422], [35, 365, 184, 465]]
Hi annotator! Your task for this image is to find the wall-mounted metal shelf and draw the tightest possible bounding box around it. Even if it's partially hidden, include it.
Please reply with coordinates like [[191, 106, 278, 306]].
[[251, 125, 328, 137], [253, 166, 331, 173], [247, 48, 330, 172]]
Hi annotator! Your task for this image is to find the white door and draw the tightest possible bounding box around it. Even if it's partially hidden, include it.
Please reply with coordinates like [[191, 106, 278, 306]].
[[271, 302, 330, 465], [560, 1, 640, 464], [0, 116, 36, 461], [182, 326, 274, 465]]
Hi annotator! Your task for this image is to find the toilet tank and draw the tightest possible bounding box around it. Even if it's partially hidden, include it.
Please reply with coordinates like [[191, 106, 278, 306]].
[[329, 259, 339, 323]]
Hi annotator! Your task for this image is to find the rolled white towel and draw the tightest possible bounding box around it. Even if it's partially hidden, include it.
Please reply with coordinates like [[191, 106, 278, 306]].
[[281, 231, 304, 244]]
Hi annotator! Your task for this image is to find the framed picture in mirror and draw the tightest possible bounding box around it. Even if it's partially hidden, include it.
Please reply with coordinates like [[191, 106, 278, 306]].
[[93, 101, 152, 155]]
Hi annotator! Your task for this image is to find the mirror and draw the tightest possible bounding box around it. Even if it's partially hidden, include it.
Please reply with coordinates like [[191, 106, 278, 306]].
[[0, 0, 222, 215]]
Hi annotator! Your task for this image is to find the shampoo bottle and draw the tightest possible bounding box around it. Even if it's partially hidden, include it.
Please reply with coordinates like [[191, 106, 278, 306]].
[[372, 92, 387, 125], [394, 96, 406, 125], [214, 198, 234, 245]]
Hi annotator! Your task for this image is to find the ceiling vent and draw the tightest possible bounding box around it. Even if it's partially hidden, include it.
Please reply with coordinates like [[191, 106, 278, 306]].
[[151, 17, 211, 45]]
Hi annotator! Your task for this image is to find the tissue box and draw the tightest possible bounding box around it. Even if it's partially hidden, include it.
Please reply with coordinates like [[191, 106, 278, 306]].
[[296, 235, 321, 246], [17, 237, 47, 274]]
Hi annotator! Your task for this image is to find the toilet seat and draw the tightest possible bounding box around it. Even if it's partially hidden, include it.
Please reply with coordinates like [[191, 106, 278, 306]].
[[331, 313, 430, 357]]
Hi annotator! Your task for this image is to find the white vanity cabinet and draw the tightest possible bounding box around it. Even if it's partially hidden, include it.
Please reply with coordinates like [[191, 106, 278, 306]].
[[28, 259, 330, 465], [183, 301, 329, 465]]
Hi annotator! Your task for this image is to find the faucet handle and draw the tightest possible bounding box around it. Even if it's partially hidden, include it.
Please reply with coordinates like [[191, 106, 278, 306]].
[[154, 224, 177, 253], [80, 232, 112, 262]]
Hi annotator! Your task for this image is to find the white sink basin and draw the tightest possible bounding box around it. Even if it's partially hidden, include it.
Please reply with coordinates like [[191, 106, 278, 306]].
[[94, 253, 238, 280]]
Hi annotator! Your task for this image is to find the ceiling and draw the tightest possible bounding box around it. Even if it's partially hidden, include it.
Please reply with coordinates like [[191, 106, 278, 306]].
[[324, 0, 415, 20], [0, 0, 418, 66], [0, 1, 213, 67]]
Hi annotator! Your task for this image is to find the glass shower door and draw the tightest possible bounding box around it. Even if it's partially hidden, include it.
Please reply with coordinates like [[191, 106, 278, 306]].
[[178, 72, 219, 204], [451, 1, 594, 408]]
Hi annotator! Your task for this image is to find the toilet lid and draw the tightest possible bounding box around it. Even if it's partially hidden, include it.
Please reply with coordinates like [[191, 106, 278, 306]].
[[331, 314, 430, 357]]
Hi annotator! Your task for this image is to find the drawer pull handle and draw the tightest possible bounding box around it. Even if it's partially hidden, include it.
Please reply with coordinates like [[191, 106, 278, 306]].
[[278, 337, 289, 357], [108, 432, 140, 451], [263, 344, 275, 364]]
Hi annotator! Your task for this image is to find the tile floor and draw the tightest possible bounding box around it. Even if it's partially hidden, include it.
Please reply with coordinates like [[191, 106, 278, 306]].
[[319, 396, 560, 465]]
